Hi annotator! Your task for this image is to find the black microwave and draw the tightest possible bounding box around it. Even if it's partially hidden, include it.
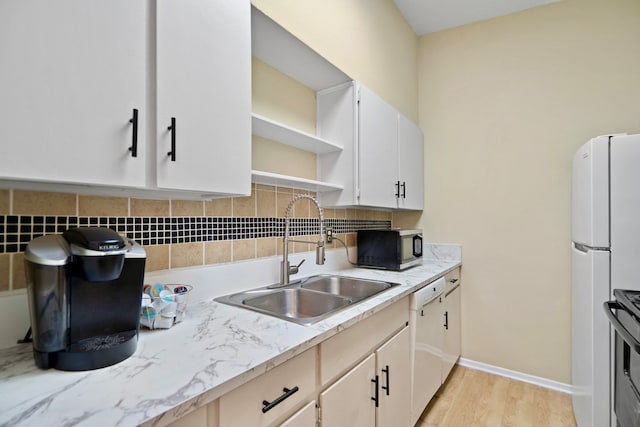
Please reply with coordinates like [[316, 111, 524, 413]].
[[356, 229, 423, 271]]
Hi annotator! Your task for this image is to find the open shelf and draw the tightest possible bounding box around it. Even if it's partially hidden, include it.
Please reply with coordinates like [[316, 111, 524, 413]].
[[252, 114, 342, 154], [251, 6, 351, 91], [252, 170, 343, 193]]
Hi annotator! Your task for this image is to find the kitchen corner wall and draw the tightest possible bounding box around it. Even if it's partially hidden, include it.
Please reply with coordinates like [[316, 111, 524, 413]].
[[419, 0, 640, 383], [0, 187, 391, 293]]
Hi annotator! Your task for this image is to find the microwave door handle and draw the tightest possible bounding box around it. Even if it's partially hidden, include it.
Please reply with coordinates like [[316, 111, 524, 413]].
[[413, 235, 423, 257], [604, 301, 640, 354]]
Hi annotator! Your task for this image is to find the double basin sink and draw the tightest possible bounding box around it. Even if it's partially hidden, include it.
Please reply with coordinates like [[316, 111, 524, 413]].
[[215, 275, 398, 325]]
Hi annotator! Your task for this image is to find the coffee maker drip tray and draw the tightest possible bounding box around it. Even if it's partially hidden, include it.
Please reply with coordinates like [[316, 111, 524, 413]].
[[72, 330, 137, 353], [35, 329, 139, 371]]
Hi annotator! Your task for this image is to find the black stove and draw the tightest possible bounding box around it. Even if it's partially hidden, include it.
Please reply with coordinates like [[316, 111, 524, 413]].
[[605, 289, 640, 427]]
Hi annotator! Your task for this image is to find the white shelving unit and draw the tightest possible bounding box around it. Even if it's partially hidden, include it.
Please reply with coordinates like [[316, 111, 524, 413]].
[[251, 7, 350, 91], [251, 170, 343, 193], [250, 5, 351, 194], [252, 114, 342, 154]]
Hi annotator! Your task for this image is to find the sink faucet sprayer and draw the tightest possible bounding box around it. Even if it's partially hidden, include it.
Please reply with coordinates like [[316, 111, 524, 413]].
[[279, 194, 325, 286]]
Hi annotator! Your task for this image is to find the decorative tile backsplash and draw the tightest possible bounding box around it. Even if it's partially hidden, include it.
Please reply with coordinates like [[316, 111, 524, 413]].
[[0, 185, 396, 293], [0, 215, 389, 254]]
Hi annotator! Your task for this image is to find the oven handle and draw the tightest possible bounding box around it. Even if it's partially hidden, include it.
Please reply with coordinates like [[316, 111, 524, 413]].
[[604, 300, 640, 354]]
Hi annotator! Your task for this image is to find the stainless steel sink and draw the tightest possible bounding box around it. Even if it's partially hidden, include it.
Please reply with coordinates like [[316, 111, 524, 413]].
[[300, 275, 393, 299], [214, 275, 398, 325], [243, 288, 351, 320]]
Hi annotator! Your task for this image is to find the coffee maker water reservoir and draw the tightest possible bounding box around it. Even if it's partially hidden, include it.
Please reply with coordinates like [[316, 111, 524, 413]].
[[24, 227, 146, 371]]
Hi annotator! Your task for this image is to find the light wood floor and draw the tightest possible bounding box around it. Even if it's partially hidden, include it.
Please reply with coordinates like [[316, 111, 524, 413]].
[[416, 365, 577, 427]]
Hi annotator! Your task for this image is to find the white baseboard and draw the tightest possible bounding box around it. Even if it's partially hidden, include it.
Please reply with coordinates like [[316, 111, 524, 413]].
[[457, 357, 573, 395]]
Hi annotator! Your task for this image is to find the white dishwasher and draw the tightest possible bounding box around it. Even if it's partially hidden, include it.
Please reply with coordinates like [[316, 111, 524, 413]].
[[409, 277, 445, 425]]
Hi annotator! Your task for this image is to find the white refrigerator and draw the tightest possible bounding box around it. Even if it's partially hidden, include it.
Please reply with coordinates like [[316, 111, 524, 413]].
[[572, 133, 640, 427]]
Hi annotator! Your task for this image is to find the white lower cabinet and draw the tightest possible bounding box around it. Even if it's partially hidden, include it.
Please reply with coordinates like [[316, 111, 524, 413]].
[[442, 270, 462, 382], [319, 354, 377, 427], [375, 327, 412, 427], [219, 348, 316, 427], [317, 298, 410, 427], [319, 327, 411, 427], [278, 400, 317, 427], [169, 298, 413, 427]]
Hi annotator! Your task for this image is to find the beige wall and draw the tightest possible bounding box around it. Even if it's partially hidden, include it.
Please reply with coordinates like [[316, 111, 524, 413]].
[[419, 0, 640, 383], [251, 0, 419, 123]]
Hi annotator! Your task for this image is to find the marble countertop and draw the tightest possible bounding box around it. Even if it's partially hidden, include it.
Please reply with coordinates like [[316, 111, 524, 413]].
[[0, 257, 460, 427]]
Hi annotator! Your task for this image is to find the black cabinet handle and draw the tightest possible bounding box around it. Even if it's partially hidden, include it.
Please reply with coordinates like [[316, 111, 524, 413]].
[[261, 386, 299, 413], [381, 365, 390, 396], [128, 108, 138, 157], [401, 181, 406, 198], [371, 375, 379, 407], [167, 117, 176, 161], [444, 311, 449, 330]]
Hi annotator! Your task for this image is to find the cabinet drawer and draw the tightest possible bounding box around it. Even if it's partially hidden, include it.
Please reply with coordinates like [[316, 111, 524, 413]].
[[445, 267, 461, 294], [319, 297, 408, 385], [219, 348, 316, 427]]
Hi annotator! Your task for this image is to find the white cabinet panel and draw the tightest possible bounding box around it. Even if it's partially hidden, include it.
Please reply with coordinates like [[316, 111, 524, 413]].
[[156, 0, 251, 194], [376, 327, 411, 427], [442, 285, 461, 382], [320, 354, 376, 427], [279, 400, 316, 427], [442, 269, 462, 382], [397, 114, 424, 210], [0, 0, 147, 187], [358, 85, 398, 208]]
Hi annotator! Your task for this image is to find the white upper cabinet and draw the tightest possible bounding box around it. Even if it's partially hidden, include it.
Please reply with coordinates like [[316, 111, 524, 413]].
[[358, 86, 399, 209], [317, 82, 424, 210], [0, 0, 147, 187], [156, 0, 251, 195], [397, 113, 424, 210], [0, 0, 251, 199]]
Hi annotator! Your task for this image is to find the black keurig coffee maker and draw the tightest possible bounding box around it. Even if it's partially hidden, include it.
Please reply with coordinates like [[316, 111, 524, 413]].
[[24, 227, 146, 371]]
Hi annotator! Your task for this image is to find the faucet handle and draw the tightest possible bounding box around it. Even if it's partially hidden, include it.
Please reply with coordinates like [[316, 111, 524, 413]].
[[290, 258, 305, 275]]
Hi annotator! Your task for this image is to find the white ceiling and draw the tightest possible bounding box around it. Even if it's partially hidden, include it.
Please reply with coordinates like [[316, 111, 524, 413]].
[[393, 0, 560, 35]]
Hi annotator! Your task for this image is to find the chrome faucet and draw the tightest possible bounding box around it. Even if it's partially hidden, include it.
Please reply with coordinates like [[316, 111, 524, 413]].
[[279, 194, 325, 286]]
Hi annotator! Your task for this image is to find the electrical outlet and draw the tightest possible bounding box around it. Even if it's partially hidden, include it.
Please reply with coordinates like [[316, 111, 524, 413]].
[[326, 226, 333, 243]]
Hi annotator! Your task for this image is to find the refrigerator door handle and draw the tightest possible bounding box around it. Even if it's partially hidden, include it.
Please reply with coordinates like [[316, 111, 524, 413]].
[[574, 243, 589, 253], [604, 300, 640, 355], [574, 242, 609, 253]]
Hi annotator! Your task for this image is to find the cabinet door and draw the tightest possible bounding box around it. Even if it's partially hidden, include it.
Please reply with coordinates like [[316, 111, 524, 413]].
[[376, 327, 411, 427], [357, 85, 398, 208], [397, 114, 424, 210], [320, 353, 376, 427], [0, 0, 146, 187], [442, 285, 461, 382], [156, 0, 251, 194], [279, 400, 316, 427]]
